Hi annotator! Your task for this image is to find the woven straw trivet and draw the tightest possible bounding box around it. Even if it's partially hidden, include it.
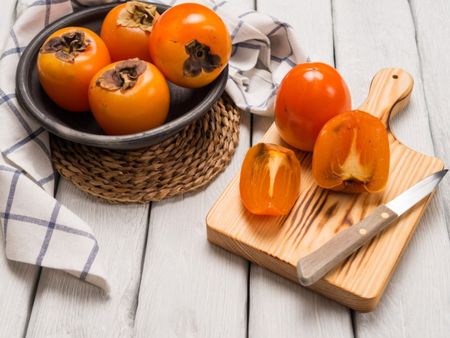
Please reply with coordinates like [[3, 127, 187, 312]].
[[50, 96, 240, 204]]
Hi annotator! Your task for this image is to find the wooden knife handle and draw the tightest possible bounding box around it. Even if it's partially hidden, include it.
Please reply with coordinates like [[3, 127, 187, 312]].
[[297, 205, 397, 286]]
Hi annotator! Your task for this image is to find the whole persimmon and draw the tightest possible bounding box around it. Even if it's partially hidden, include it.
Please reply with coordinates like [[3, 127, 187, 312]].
[[240, 143, 301, 216], [275, 63, 351, 151], [37, 27, 110, 112], [148, 3, 231, 88], [88, 59, 170, 135], [312, 110, 390, 193], [101, 1, 159, 62]]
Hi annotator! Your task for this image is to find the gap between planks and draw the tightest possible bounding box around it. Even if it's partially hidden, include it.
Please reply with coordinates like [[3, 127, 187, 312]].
[[248, 1, 353, 338]]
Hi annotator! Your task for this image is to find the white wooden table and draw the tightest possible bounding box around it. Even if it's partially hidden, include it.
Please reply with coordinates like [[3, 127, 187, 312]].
[[1, 0, 450, 337]]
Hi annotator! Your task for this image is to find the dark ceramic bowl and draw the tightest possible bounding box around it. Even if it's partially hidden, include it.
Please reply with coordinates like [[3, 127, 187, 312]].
[[16, 3, 228, 150]]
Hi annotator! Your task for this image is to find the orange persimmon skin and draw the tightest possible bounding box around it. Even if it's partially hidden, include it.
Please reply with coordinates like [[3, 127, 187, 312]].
[[240, 143, 301, 216], [37, 27, 111, 112], [101, 3, 152, 62], [275, 62, 351, 151], [88, 61, 169, 135], [312, 110, 390, 193], [149, 3, 231, 88]]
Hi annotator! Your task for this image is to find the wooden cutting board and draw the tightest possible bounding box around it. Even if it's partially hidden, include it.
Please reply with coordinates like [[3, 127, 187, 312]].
[[206, 68, 444, 312]]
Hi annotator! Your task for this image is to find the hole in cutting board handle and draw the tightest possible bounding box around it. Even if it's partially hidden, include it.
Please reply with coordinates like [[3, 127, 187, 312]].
[[358, 68, 413, 126]]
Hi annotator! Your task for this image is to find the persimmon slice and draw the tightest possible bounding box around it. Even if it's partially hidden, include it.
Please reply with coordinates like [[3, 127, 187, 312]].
[[240, 143, 301, 216], [312, 110, 390, 193]]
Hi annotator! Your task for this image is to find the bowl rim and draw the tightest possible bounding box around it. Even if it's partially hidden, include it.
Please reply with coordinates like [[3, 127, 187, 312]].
[[15, 2, 229, 149]]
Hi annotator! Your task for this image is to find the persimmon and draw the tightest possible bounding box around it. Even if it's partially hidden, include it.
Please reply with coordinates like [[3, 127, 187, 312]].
[[312, 110, 390, 193], [100, 1, 159, 61], [88, 59, 170, 135], [275, 62, 351, 151], [37, 27, 111, 112], [240, 143, 301, 216], [148, 3, 231, 88]]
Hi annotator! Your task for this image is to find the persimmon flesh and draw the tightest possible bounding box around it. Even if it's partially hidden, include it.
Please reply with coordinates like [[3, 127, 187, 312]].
[[312, 110, 390, 193], [240, 143, 301, 216]]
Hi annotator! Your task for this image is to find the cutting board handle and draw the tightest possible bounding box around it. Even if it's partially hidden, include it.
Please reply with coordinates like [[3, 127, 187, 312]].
[[358, 68, 414, 126]]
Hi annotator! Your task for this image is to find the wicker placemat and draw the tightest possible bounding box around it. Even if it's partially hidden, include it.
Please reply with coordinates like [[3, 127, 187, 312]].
[[50, 96, 240, 203]]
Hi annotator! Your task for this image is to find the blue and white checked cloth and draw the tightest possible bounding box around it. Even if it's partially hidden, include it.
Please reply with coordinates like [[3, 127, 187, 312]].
[[0, 0, 306, 292]]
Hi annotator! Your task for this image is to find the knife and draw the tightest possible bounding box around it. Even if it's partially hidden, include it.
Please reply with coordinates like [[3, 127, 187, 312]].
[[297, 169, 448, 286]]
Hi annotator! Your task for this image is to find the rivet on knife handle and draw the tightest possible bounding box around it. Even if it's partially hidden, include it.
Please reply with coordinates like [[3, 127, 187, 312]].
[[296, 205, 397, 286]]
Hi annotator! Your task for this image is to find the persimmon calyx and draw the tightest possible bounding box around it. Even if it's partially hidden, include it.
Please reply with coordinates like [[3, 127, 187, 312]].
[[183, 39, 221, 77], [117, 1, 159, 32], [40, 31, 90, 63], [96, 59, 147, 91]]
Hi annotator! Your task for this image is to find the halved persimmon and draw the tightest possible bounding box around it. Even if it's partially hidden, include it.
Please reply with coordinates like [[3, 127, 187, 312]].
[[312, 110, 390, 193], [240, 143, 301, 216]]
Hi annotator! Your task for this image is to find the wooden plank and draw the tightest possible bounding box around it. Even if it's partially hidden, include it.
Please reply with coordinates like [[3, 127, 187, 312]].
[[0, 2, 41, 337], [409, 0, 450, 235], [248, 0, 352, 336], [333, 0, 450, 335], [133, 1, 252, 336], [26, 180, 149, 337]]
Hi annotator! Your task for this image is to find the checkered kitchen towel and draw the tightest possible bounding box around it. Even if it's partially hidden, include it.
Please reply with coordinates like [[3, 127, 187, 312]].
[[0, 0, 306, 292]]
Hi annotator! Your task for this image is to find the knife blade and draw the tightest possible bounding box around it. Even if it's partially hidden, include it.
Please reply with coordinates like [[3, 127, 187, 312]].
[[297, 169, 448, 286]]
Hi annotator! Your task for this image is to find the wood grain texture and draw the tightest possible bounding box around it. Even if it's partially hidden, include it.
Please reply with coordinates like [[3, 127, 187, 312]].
[[333, 0, 450, 334], [207, 66, 444, 311], [248, 1, 353, 338], [410, 0, 450, 235], [26, 180, 149, 337], [297, 205, 398, 286]]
